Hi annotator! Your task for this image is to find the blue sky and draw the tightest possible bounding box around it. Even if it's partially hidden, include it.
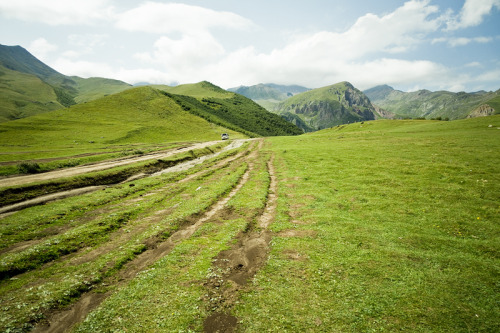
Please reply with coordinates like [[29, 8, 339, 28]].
[[0, 0, 499, 92]]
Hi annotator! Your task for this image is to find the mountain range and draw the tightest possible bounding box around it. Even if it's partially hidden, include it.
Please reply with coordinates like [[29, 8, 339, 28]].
[[1, 43, 499, 135], [364, 84, 500, 120]]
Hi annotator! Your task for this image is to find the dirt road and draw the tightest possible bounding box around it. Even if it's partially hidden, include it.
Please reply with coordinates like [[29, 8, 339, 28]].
[[0, 140, 236, 188]]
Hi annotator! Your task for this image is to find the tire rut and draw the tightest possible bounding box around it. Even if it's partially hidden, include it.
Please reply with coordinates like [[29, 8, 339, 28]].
[[203, 153, 278, 333], [32, 141, 260, 333]]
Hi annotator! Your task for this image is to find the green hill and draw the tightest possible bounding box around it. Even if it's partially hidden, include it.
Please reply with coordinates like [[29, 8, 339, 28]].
[[71, 76, 132, 103], [155, 81, 232, 99], [0, 64, 65, 122], [154, 81, 303, 137], [273, 81, 379, 132], [0, 44, 132, 122], [0, 44, 78, 107], [364, 85, 500, 120]]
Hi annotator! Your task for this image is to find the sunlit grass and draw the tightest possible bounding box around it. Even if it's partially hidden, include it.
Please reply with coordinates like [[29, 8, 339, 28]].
[[235, 117, 500, 331]]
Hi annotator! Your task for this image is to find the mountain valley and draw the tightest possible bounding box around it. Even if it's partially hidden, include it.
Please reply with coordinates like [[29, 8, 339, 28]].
[[0, 43, 499, 333]]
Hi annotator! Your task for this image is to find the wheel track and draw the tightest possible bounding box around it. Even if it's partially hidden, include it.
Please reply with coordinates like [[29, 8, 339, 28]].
[[203, 152, 278, 333], [0, 141, 252, 260], [32, 139, 263, 333]]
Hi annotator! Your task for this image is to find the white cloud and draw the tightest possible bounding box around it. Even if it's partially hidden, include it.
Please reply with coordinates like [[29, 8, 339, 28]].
[[0, 0, 114, 25], [62, 50, 80, 59], [432, 36, 493, 47], [465, 61, 481, 67], [135, 32, 224, 68], [199, 0, 447, 88], [115, 2, 254, 34], [52, 58, 116, 79], [125, 0, 446, 89], [51, 57, 174, 84], [67, 34, 109, 56], [446, 0, 500, 30], [261, 0, 441, 63], [28, 38, 57, 61]]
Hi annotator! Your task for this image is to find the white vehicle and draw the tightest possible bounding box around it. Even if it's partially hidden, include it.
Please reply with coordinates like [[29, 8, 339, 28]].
[[221, 133, 229, 140]]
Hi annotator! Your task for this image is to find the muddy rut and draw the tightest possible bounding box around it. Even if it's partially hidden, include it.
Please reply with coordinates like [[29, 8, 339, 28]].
[[203, 154, 278, 333], [32, 140, 261, 333]]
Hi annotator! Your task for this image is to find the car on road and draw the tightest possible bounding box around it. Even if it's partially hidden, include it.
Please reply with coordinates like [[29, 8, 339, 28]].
[[221, 133, 229, 140]]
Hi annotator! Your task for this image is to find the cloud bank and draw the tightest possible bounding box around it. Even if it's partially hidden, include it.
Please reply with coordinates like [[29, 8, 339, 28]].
[[2, 0, 498, 91]]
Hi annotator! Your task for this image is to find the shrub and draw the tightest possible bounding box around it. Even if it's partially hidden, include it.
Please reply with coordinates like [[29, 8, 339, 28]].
[[17, 162, 41, 174]]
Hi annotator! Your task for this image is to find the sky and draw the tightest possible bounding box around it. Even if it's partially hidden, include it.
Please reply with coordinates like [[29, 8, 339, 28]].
[[0, 0, 499, 92]]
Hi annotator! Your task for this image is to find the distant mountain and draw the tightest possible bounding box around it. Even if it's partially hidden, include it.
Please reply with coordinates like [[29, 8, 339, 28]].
[[273, 81, 382, 132], [155, 81, 303, 137], [229, 83, 309, 100], [364, 85, 500, 120], [0, 44, 131, 122], [228, 83, 310, 111]]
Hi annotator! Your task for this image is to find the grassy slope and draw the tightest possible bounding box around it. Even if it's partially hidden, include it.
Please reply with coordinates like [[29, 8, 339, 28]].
[[0, 86, 244, 170], [154, 81, 232, 99], [0, 45, 133, 121], [234, 117, 500, 331], [0, 65, 64, 122], [71, 77, 132, 103]]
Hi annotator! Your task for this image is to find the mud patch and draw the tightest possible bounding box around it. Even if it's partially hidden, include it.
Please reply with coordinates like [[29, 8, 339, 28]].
[[204, 312, 238, 333], [33, 293, 108, 333]]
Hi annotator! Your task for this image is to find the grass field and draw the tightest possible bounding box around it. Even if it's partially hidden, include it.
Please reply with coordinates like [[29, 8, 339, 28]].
[[235, 117, 499, 331], [0, 116, 499, 332]]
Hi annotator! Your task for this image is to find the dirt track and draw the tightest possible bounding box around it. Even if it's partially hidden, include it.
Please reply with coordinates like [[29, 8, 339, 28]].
[[2, 138, 278, 332], [0, 140, 246, 215], [0, 140, 228, 188], [27, 139, 268, 333]]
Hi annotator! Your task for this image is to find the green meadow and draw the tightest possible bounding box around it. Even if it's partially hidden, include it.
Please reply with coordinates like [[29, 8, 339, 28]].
[[0, 116, 499, 332], [235, 117, 500, 331]]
